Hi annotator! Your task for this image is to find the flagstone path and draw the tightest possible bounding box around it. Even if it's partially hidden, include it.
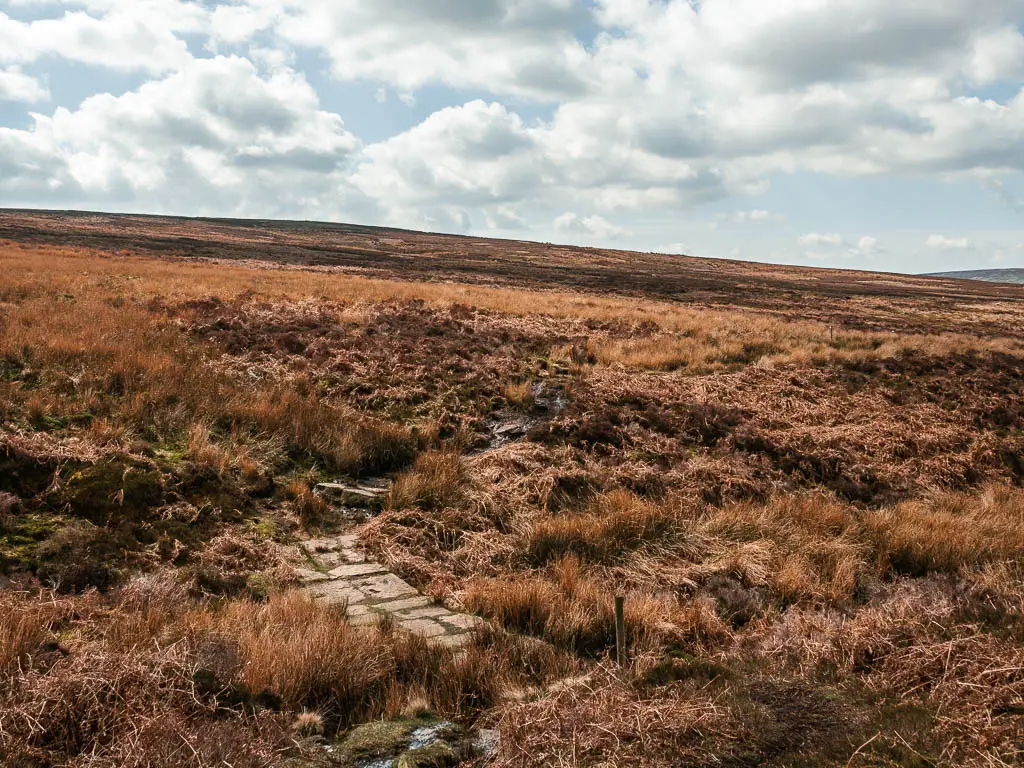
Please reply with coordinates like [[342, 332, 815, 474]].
[[294, 532, 484, 647]]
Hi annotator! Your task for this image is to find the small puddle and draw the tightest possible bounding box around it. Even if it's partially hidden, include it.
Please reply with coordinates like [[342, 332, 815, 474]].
[[468, 382, 567, 458]]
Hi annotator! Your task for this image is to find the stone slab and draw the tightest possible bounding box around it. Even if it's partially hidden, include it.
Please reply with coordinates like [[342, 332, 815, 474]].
[[439, 614, 485, 631], [349, 613, 381, 626], [315, 550, 347, 567], [302, 537, 341, 553], [339, 548, 367, 564], [373, 596, 434, 612], [316, 484, 388, 508], [334, 534, 360, 548], [350, 573, 419, 603], [295, 534, 488, 649], [308, 580, 366, 606], [330, 562, 387, 579], [295, 568, 330, 584], [397, 606, 451, 620], [400, 619, 447, 638], [433, 633, 473, 648]]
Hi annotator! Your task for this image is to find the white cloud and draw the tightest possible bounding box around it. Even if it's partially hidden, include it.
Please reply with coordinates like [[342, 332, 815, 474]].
[[926, 234, 974, 250], [0, 7, 198, 73], [0, 67, 48, 102], [660, 242, 690, 255], [270, 0, 592, 100], [798, 232, 844, 247], [1, 55, 361, 216], [351, 100, 543, 226], [713, 209, 783, 227], [983, 177, 1024, 212], [484, 205, 526, 230], [967, 26, 1024, 85], [855, 236, 881, 255], [554, 212, 632, 240]]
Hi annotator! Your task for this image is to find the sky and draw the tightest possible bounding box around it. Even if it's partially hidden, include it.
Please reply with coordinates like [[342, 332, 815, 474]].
[[1, 1, 1024, 275]]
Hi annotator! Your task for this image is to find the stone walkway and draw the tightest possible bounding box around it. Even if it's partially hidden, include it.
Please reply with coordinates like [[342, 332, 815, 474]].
[[295, 533, 483, 647]]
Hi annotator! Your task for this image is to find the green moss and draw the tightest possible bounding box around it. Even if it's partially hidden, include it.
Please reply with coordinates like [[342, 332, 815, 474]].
[[398, 741, 458, 768], [249, 518, 279, 541], [863, 701, 940, 767], [337, 720, 416, 763], [35, 519, 132, 592], [58, 461, 165, 524], [153, 444, 187, 465], [334, 719, 465, 768], [245, 572, 273, 602], [643, 656, 731, 686], [172, 462, 247, 518], [31, 411, 67, 431], [0, 513, 65, 570], [0, 447, 66, 498]]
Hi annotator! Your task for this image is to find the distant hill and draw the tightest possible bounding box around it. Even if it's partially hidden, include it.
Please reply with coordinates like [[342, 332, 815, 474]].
[[925, 269, 1024, 285]]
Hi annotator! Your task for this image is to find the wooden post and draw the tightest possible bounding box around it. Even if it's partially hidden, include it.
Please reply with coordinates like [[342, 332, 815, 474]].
[[614, 595, 626, 666]]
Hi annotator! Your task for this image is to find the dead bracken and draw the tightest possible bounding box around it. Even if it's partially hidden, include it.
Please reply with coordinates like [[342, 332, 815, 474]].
[[1, 214, 1024, 767]]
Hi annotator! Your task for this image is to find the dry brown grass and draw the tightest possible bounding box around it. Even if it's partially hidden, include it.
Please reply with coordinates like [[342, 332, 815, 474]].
[[682, 487, 1024, 607], [182, 422, 267, 482], [0, 578, 572, 766], [285, 479, 333, 530], [5, 238, 1024, 766], [747, 577, 1024, 765], [187, 590, 394, 717], [0, 283, 417, 474], [502, 380, 536, 409], [865, 484, 1024, 576], [0, 590, 85, 677], [695, 493, 870, 604], [458, 484, 1024, 658], [387, 451, 468, 512], [489, 664, 727, 768], [185, 422, 234, 476], [464, 555, 730, 657], [181, 587, 561, 723], [526, 490, 682, 565], [1, 242, 1017, 381]]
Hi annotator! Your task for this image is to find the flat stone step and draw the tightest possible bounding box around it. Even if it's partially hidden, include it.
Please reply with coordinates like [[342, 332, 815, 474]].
[[374, 595, 434, 612], [294, 531, 487, 646], [400, 618, 448, 638], [308, 580, 366, 606], [438, 613, 485, 631], [397, 605, 451, 620], [348, 572, 419, 604], [316, 483, 389, 508], [329, 562, 387, 579], [295, 568, 331, 584]]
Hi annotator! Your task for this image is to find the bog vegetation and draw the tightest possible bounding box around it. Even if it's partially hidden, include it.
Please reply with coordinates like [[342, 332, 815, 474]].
[[2, 237, 1024, 767]]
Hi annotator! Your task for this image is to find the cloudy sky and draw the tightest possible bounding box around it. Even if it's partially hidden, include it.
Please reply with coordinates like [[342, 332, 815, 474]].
[[2, 0, 1024, 274]]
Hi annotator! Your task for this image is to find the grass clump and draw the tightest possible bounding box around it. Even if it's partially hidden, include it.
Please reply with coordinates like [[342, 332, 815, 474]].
[[502, 381, 536, 409], [697, 493, 870, 605], [464, 555, 729, 657], [865, 484, 1024, 576], [388, 452, 467, 512], [285, 479, 333, 530], [526, 490, 680, 565]]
